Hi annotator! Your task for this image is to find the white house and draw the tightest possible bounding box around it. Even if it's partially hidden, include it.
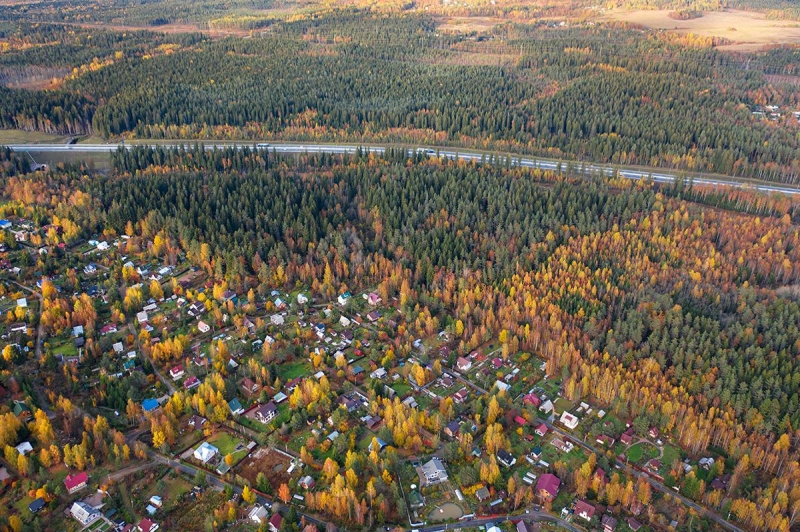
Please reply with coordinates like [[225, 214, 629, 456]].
[[249, 505, 268, 524], [15, 441, 33, 455], [270, 314, 285, 326], [560, 411, 579, 430], [297, 293, 309, 305], [339, 316, 351, 327], [136, 311, 148, 324], [70, 501, 101, 527], [456, 356, 472, 372], [419, 458, 448, 485], [193, 442, 219, 463], [337, 292, 352, 306], [494, 380, 511, 393], [169, 365, 185, 380]]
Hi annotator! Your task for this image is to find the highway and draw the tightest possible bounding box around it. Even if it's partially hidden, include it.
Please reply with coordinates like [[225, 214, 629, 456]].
[[6, 141, 800, 196]]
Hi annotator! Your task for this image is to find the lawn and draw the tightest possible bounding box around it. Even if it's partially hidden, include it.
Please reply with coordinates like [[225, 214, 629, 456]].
[[51, 339, 78, 357], [207, 431, 246, 457], [626, 442, 659, 464], [391, 381, 412, 397], [0, 129, 67, 143], [277, 360, 309, 381], [661, 444, 683, 466], [13, 495, 34, 515]]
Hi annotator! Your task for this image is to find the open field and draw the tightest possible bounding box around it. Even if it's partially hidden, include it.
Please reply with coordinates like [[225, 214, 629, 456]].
[[0, 129, 68, 144], [602, 9, 800, 51]]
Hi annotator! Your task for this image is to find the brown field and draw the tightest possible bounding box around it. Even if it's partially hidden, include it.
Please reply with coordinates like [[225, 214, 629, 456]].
[[601, 8, 800, 51], [236, 447, 292, 489]]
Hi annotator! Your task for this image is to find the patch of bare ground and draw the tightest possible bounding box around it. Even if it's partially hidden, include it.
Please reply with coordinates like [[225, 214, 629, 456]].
[[236, 447, 292, 490], [600, 8, 800, 51]]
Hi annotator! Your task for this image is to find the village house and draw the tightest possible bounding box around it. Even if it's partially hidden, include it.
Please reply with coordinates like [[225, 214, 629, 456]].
[[198, 320, 211, 333], [28, 497, 45, 513], [188, 301, 205, 317], [620, 427, 635, 445], [366, 292, 381, 306], [15, 441, 33, 456], [453, 388, 469, 404], [65, 472, 89, 494], [456, 356, 472, 372], [137, 518, 159, 532], [601, 514, 618, 532], [523, 393, 541, 407], [365, 415, 383, 431], [184, 376, 200, 390], [596, 434, 615, 446], [71, 501, 101, 527], [299, 476, 316, 490], [534, 423, 549, 437], [193, 442, 219, 463], [242, 378, 260, 396], [255, 402, 278, 424], [228, 398, 244, 415], [497, 449, 517, 468], [559, 411, 579, 430], [535, 473, 561, 502], [270, 314, 284, 326], [419, 458, 448, 486], [169, 365, 185, 380], [297, 293, 309, 304], [337, 292, 352, 306], [444, 420, 461, 439], [249, 505, 268, 524], [366, 310, 381, 322], [268, 513, 283, 532], [575, 500, 596, 521], [539, 399, 554, 414]]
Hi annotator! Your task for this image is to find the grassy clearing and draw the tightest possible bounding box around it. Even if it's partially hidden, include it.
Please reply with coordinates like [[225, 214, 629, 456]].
[[277, 360, 308, 381], [207, 431, 245, 456], [627, 442, 659, 464], [661, 444, 683, 466], [0, 129, 68, 143]]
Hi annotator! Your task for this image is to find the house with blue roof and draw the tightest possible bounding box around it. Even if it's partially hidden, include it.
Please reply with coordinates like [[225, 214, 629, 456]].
[[0, 220, 11, 230], [228, 398, 244, 415], [142, 398, 159, 413]]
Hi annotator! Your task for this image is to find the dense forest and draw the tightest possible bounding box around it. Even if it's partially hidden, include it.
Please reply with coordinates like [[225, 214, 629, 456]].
[[1, 12, 800, 181]]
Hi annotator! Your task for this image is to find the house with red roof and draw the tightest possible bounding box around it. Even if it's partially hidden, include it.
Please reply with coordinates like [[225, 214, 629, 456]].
[[620, 427, 635, 445], [535, 473, 561, 502], [137, 518, 159, 532], [575, 500, 596, 521], [268, 513, 283, 532], [64, 472, 88, 494], [523, 393, 541, 407], [169, 365, 184, 380], [535, 423, 548, 437]]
